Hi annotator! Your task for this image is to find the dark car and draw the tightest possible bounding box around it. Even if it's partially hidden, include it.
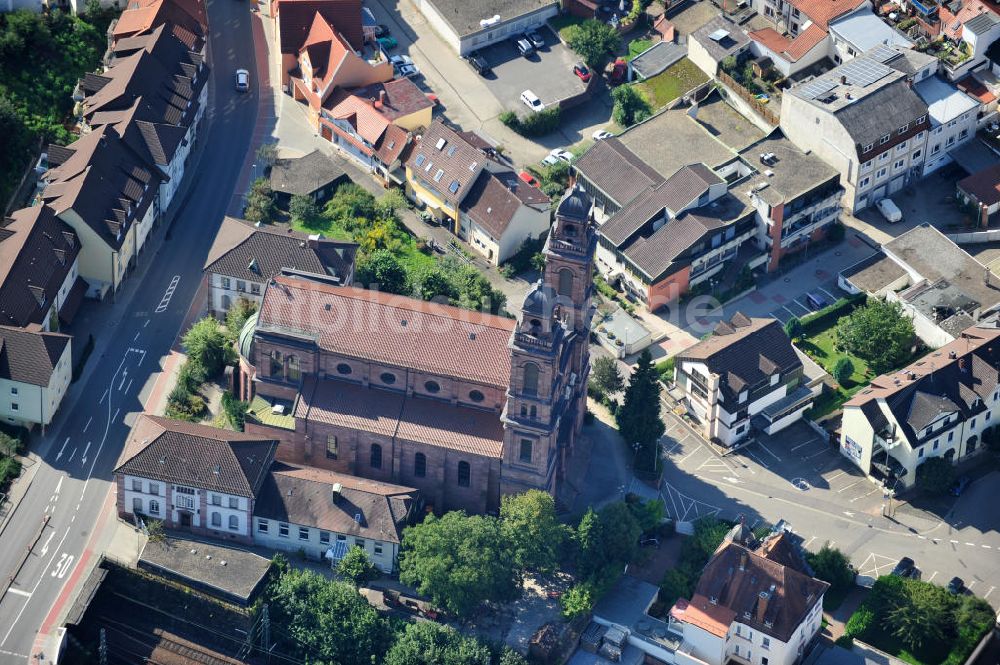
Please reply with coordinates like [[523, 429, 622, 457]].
[[891, 556, 916, 577], [950, 475, 970, 496], [806, 291, 828, 310], [467, 52, 491, 76], [948, 577, 965, 594], [373, 23, 391, 37]]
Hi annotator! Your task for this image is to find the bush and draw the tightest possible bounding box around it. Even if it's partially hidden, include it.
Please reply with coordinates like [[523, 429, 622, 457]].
[[499, 110, 518, 128], [799, 293, 865, 335], [337, 546, 378, 586], [222, 392, 249, 431], [915, 456, 954, 494], [519, 107, 562, 137], [560, 583, 594, 619], [843, 605, 874, 638], [182, 318, 232, 377], [832, 357, 854, 386], [612, 85, 652, 127], [654, 357, 675, 383]]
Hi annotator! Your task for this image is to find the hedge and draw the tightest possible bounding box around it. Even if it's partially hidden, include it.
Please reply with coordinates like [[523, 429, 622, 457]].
[[800, 293, 865, 335]]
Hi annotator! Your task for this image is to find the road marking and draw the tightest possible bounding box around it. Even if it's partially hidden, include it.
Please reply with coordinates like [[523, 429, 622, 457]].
[[124, 379, 133, 394], [155, 275, 180, 313], [747, 451, 770, 469], [966, 542, 976, 546], [826, 470, 847, 481], [950, 539, 959, 544], [80, 441, 91, 466], [113, 408, 120, 423], [99, 388, 109, 404], [927, 571, 938, 582], [54, 476, 62, 494], [5, 588, 31, 598], [118, 370, 128, 390], [818, 286, 838, 301], [755, 440, 783, 462], [794, 439, 823, 453], [804, 536, 816, 547], [144, 319, 149, 328], [917, 535, 926, 540], [837, 480, 863, 493], [850, 488, 881, 503], [967, 580, 977, 590], [982, 544, 992, 549], [678, 448, 703, 466], [133, 331, 140, 342], [843, 511, 855, 517], [55, 437, 69, 461], [985, 586, 995, 599], [1, 525, 72, 646], [67, 447, 77, 463], [83, 416, 92, 433], [40, 531, 55, 557]]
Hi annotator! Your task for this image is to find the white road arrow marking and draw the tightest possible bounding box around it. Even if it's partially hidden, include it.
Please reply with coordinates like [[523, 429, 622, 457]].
[[843, 511, 855, 517], [118, 369, 128, 391], [55, 437, 69, 461], [80, 441, 91, 466]]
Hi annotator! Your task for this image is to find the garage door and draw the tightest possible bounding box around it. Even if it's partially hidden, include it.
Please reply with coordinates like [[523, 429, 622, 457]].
[[888, 175, 905, 194], [870, 185, 886, 202]]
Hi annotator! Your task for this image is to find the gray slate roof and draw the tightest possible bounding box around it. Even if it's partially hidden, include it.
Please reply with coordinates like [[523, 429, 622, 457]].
[[269, 150, 347, 196], [0, 325, 71, 387], [573, 137, 666, 207], [834, 78, 929, 147], [203, 216, 356, 285]]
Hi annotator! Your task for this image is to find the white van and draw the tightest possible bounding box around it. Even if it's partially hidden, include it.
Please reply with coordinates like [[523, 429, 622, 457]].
[[520, 90, 544, 112], [876, 198, 902, 223]]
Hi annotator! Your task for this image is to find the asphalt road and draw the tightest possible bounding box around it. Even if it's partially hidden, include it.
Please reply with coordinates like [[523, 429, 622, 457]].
[[658, 406, 1000, 608], [0, 0, 259, 658]]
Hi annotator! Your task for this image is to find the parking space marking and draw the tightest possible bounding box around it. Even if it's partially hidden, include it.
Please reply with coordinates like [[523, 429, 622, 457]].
[[850, 488, 881, 503], [818, 286, 839, 301], [793, 439, 822, 453], [746, 451, 770, 469], [824, 470, 847, 482], [985, 586, 995, 599], [677, 448, 705, 466], [754, 440, 782, 462], [926, 571, 938, 582], [782, 305, 799, 319], [804, 536, 816, 548], [837, 480, 864, 493], [968, 580, 977, 590]]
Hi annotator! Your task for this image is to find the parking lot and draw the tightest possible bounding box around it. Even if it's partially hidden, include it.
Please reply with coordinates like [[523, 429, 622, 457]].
[[760, 280, 843, 325], [473, 26, 590, 115]]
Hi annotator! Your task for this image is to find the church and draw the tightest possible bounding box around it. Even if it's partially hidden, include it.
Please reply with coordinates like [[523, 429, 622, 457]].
[[236, 188, 596, 513]]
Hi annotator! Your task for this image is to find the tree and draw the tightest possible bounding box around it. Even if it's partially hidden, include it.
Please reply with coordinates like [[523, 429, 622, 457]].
[[225, 298, 257, 339], [806, 545, 854, 593], [337, 545, 378, 586], [530, 252, 547, 273], [419, 268, 457, 302], [375, 188, 408, 220], [611, 85, 652, 128], [399, 512, 518, 617], [832, 357, 854, 386], [384, 622, 491, 665], [616, 349, 665, 472], [591, 356, 624, 395], [835, 299, 914, 375], [356, 249, 410, 295], [181, 317, 231, 377], [267, 568, 390, 665], [566, 19, 621, 69], [915, 456, 954, 494], [886, 579, 953, 650], [289, 194, 320, 225], [244, 177, 275, 224], [784, 316, 802, 341], [576, 502, 642, 579], [255, 142, 278, 168], [500, 490, 566, 573], [0, 431, 19, 458]]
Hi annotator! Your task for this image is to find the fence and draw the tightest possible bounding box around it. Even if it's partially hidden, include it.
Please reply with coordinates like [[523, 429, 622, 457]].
[[717, 71, 780, 126], [947, 229, 1000, 243]]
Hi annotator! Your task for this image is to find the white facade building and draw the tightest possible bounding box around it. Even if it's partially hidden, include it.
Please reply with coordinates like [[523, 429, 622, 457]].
[[0, 327, 72, 428], [915, 76, 980, 174]]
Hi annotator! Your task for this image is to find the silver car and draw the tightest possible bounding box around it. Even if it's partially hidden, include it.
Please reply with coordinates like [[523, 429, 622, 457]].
[[235, 68, 249, 92]]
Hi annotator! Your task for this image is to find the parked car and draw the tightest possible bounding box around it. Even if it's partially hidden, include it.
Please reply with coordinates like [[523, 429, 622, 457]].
[[377, 36, 398, 50], [948, 577, 965, 594], [467, 52, 491, 76], [806, 291, 828, 310], [523, 29, 545, 49], [373, 23, 391, 37], [592, 129, 614, 140], [514, 37, 535, 57], [891, 556, 916, 578], [549, 148, 573, 163], [520, 90, 544, 112], [574, 62, 592, 82], [876, 197, 903, 223], [950, 475, 970, 496], [518, 171, 539, 187], [609, 58, 627, 84], [397, 63, 420, 78], [235, 68, 249, 92]]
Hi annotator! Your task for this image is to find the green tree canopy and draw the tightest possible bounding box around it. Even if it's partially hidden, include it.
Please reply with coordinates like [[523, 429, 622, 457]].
[[289, 194, 320, 225], [500, 490, 566, 573], [591, 356, 624, 395], [267, 568, 390, 665], [356, 249, 410, 295], [566, 19, 622, 68], [576, 502, 642, 579], [181, 318, 231, 377], [616, 349, 665, 471], [419, 268, 458, 302], [835, 299, 914, 374], [384, 622, 491, 665], [244, 177, 275, 224], [886, 579, 954, 650], [225, 298, 257, 339], [399, 511, 518, 616], [915, 456, 954, 494], [784, 316, 802, 340], [611, 85, 652, 128], [832, 357, 854, 386], [806, 545, 854, 593], [337, 545, 378, 586]]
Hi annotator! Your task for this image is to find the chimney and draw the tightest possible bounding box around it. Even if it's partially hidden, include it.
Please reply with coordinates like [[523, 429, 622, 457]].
[[331, 482, 342, 503], [756, 590, 770, 623], [379, 89, 387, 107], [949, 350, 957, 359], [739, 551, 748, 571]]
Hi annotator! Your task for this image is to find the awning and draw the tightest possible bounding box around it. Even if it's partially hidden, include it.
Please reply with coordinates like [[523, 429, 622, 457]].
[[59, 277, 88, 325]]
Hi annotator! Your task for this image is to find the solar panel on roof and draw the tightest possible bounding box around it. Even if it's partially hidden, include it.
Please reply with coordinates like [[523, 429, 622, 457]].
[[708, 28, 730, 41], [868, 43, 897, 63], [840, 57, 891, 87], [800, 78, 836, 100]]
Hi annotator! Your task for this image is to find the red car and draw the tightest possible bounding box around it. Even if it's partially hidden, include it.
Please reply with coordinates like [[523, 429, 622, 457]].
[[573, 63, 592, 82], [518, 171, 539, 187]]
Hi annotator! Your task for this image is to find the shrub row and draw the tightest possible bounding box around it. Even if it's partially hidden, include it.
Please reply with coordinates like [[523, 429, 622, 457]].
[[800, 292, 865, 335], [499, 107, 561, 137]]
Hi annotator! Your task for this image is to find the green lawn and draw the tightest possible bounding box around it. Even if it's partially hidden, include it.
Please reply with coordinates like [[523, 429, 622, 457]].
[[628, 39, 654, 60], [635, 58, 708, 109], [548, 14, 587, 41], [799, 325, 869, 419], [291, 216, 437, 276]]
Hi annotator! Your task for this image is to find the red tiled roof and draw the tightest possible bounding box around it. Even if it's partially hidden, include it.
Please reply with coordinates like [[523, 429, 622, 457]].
[[345, 77, 434, 123], [258, 276, 515, 388], [374, 123, 410, 165], [275, 0, 363, 54], [957, 75, 998, 104], [958, 162, 1000, 208], [749, 23, 827, 62], [328, 95, 389, 144], [670, 595, 735, 637], [113, 0, 206, 41], [787, 0, 866, 29], [301, 13, 351, 94]]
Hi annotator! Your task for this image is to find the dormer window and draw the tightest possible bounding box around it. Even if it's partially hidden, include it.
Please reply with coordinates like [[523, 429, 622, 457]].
[[898, 123, 909, 134], [917, 115, 926, 124], [880, 135, 890, 145], [863, 143, 874, 152]]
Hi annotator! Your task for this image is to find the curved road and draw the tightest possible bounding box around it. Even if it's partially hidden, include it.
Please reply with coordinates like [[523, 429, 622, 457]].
[[0, 0, 260, 659]]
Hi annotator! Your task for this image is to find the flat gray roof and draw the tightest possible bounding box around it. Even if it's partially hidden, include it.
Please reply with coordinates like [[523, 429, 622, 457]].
[[737, 133, 840, 203], [631, 42, 687, 81], [692, 15, 751, 63], [139, 537, 272, 605], [841, 251, 908, 293], [425, 0, 557, 38]]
